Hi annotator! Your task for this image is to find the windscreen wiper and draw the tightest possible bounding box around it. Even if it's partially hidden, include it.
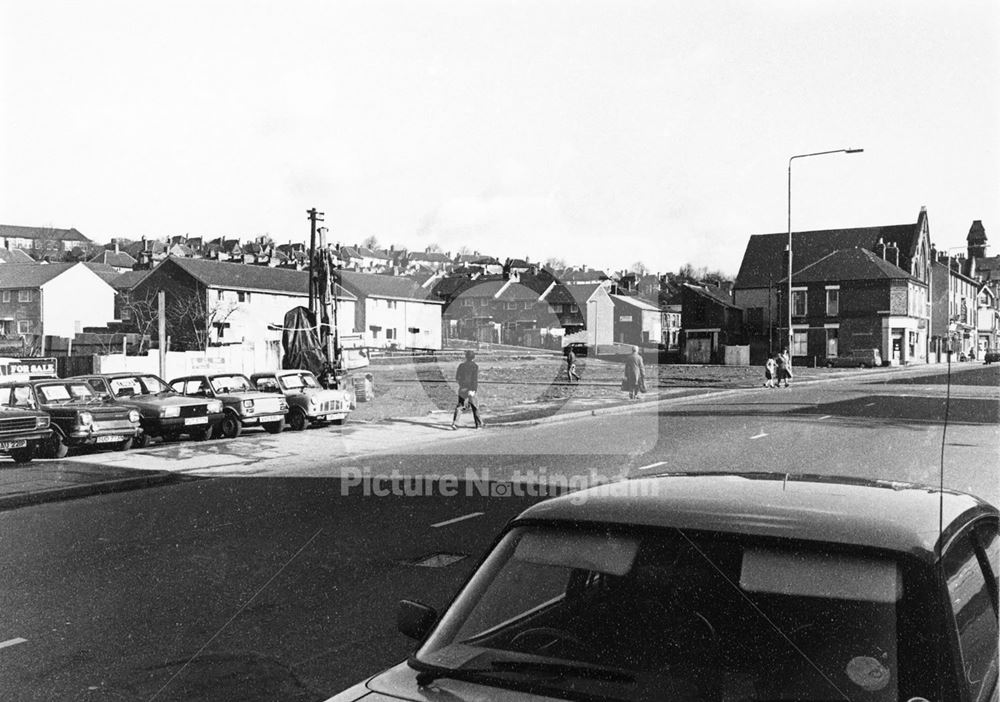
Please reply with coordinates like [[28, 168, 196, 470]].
[[416, 659, 634, 687]]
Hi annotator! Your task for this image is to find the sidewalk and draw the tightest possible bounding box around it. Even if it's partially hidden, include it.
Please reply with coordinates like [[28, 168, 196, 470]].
[[0, 460, 177, 511]]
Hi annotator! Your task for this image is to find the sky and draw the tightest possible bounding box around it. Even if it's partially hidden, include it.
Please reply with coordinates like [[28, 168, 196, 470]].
[[2, 0, 997, 276]]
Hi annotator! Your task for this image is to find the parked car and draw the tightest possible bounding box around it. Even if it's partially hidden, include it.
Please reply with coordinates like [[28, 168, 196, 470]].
[[169, 373, 288, 438], [0, 379, 142, 458], [72, 373, 224, 446], [984, 349, 1000, 365], [250, 370, 352, 430], [826, 348, 883, 368], [326, 472, 998, 702], [0, 388, 52, 463]]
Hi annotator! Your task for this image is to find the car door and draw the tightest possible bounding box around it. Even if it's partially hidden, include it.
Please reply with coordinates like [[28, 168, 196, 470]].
[[942, 519, 999, 702]]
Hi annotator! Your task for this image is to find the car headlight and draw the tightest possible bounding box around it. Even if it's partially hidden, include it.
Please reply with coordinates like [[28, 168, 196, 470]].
[[278, 399, 288, 411], [308, 397, 318, 409], [78, 411, 94, 427], [160, 406, 181, 418], [242, 399, 254, 409], [207, 400, 223, 413], [128, 409, 141, 423], [35, 416, 49, 429]]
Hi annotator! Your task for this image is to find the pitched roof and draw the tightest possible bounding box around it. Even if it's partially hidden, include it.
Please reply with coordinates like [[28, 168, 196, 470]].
[[611, 294, 661, 311], [89, 250, 138, 268], [0, 262, 108, 288], [683, 283, 741, 309], [0, 248, 35, 263], [563, 282, 608, 306], [151, 256, 355, 299], [0, 224, 93, 243], [784, 247, 919, 284], [82, 262, 122, 285], [336, 270, 438, 302], [735, 220, 923, 289], [112, 269, 152, 290]]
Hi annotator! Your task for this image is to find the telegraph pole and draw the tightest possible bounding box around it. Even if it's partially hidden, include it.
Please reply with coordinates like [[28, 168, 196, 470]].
[[306, 208, 324, 316]]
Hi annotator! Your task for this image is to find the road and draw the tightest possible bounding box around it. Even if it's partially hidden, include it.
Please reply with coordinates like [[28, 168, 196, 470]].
[[0, 364, 996, 701]]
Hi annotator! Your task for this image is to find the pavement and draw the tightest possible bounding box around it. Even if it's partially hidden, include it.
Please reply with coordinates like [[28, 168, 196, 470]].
[[1, 360, 991, 510]]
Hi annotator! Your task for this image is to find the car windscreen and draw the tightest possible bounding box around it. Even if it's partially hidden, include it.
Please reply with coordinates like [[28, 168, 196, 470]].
[[37, 383, 96, 403], [210, 375, 253, 393], [417, 525, 912, 702], [278, 372, 320, 390]]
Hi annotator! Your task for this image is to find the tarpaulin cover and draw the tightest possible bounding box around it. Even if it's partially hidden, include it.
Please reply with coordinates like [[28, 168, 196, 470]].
[[281, 306, 326, 375]]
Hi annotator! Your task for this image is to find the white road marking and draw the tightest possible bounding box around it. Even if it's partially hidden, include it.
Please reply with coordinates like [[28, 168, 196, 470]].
[[637, 461, 668, 471], [431, 512, 484, 528], [819, 415, 832, 420], [750, 432, 768, 440], [0, 638, 27, 650], [865, 402, 876, 407]]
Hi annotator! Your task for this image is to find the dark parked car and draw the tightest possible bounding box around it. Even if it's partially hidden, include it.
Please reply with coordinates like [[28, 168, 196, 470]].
[[2, 379, 141, 458], [169, 373, 288, 438], [984, 349, 1000, 365], [250, 370, 352, 430], [826, 348, 883, 368], [72, 373, 225, 445], [326, 472, 998, 702], [0, 388, 51, 463]]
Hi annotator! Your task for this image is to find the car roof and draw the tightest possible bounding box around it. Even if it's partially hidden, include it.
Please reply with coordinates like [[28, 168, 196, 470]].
[[515, 472, 996, 563]]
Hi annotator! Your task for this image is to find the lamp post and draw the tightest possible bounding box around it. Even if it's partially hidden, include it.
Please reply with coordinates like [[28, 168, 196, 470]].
[[786, 148, 863, 369]]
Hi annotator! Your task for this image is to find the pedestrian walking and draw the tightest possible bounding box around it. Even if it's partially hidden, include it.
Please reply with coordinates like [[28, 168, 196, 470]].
[[566, 348, 581, 382], [776, 348, 793, 388], [622, 345, 646, 400], [764, 355, 777, 388], [451, 350, 484, 429]]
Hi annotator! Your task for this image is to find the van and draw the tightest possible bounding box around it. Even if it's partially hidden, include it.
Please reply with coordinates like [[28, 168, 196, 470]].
[[826, 348, 883, 368]]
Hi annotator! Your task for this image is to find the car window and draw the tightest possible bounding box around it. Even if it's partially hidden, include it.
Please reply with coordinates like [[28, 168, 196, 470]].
[[210, 375, 252, 393], [975, 522, 999, 601], [86, 378, 111, 397], [943, 533, 999, 702], [178, 379, 211, 396], [109, 377, 142, 398], [37, 385, 72, 403], [136, 376, 170, 394], [255, 377, 281, 393], [9, 385, 36, 408]]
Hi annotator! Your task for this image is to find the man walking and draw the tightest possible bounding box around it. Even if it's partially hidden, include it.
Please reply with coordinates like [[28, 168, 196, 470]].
[[566, 348, 581, 382], [452, 350, 484, 429], [623, 345, 646, 400]]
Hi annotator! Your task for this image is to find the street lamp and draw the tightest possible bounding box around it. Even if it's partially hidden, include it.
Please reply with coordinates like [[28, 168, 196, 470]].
[[787, 148, 864, 369]]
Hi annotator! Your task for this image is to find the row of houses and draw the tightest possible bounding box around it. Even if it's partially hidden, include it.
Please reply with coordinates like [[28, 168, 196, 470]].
[[1, 210, 996, 367]]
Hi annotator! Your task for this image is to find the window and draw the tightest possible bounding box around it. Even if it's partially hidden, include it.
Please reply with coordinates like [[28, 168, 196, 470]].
[[943, 532, 999, 701], [386, 328, 396, 340], [1, 291, 9, 303], [825, 328, 839, 357], [570, 304, 579, 313], [792, 329, 808, 356], [17, 320, 32, 334], [387, 300, 397, 309], [481, 299, 489, 306], [791, 290, 807, 317], [237, 291, 250, 303], [18, 289, 31, 303], [463, 299, 475, 307], [369, 325, 381, 338], [825, 289, 839, 316], [506, 302, 517, 310], [524, 302, 533, 310]]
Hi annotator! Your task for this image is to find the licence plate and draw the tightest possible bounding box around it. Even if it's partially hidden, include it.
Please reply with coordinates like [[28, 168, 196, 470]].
[[258, 415, 283, 422], [184, 417, 209, 426], [0, 439, 27, 449], [324, 414, 343, 421], [96, 435, 124, 444]]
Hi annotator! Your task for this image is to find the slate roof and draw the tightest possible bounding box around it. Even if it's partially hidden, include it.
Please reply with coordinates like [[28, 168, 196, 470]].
[[782, 247, 919, 284], [611, 294, 661, 311], [112, 270, 152, 291], [89, 250, 138, 268], [974, 256, 1000, 282], [735, 219, 924, 289], [406, 250, 451, 263], [336, 270, 438, 303], [0, 248, 35, 263], [0, 263, 110, 289], [149, 256, 355, 299], [0, 225, 93, 243], [564, 283, 607, 306], [82, 262, 122, 285], [683, 283, 741, 309]]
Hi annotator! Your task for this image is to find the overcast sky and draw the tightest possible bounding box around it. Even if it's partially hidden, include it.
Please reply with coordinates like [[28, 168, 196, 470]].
[[2, 0, 997, 275]]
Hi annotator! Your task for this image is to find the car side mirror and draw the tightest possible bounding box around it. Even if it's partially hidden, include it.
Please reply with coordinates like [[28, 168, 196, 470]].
[[397, 600, 437, 641]]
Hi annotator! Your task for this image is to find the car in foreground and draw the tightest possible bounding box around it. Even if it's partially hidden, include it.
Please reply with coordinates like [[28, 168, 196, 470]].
[[250, 369, 352, 430], [0, 389, 51, 463], [73, 373, 224, 445], [169, 373, 288, 438], [326, 472, 998, 702], [1, 379, 141, 458], [826, 348, 883, 368]]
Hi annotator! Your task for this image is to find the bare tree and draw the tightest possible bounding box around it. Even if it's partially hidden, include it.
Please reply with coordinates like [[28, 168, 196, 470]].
[[631, 261, 650, 276], [544, 257, 567, 269], [362, 235, 380, 250], [118, 287, 160, 352], [425, 242, 443, 253], [166, 291, 238, 351]]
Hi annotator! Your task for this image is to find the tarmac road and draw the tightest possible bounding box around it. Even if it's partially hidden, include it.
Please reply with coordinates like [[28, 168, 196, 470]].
[[0, 363, 996, 701]]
